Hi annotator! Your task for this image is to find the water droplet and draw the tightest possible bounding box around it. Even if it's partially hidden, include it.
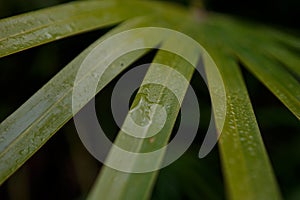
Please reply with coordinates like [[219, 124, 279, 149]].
[[248, 147, 255, 156], [229, 125, 235, 129], [45, 33, 52, 39], [19, 148, 28, 155], [66, 24, 73, 32], [129, 96, 152, 126]]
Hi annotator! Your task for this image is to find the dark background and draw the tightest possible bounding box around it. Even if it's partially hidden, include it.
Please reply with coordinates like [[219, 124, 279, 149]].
[[0, 0, 299, 199]]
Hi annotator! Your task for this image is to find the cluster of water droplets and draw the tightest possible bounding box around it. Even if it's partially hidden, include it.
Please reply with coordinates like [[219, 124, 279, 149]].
[[221, 94, 258, 156]]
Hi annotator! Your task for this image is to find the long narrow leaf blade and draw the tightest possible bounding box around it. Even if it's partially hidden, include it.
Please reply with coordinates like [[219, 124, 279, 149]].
[[87, 40, 198, 200], [86, 21, 227, 199], [211, 50, 282, 200], [236, 48, 300, 119], [0, 17, 166, 185], [0, 0, 189, 185], [0, 1, 171, 58], [186, 18, 283, 199], [202, 17, 300, 120]]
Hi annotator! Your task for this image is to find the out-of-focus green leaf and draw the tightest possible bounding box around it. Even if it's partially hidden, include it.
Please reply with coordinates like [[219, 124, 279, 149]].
[[236, 48, 300, 120], [261, 44, 300, 78], [201, 16, 300, 120]]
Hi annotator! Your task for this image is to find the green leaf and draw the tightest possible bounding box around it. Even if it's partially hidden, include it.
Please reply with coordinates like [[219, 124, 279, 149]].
[[174, 18, 283, 199], [0, 2, 294, 199], [87, 36, 198, 200], [86, 21, 227, 200], [0, 17, 166, 185], [201, 16, 300, 120], [208, 49, 282, 200], [235, 47, 300, 120], [0, 0, 188, 187], [0, 1, 180, 58]]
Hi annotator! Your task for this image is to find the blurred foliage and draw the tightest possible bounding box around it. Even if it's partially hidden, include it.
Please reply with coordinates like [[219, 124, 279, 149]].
[[0, 0, 299, 199]]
